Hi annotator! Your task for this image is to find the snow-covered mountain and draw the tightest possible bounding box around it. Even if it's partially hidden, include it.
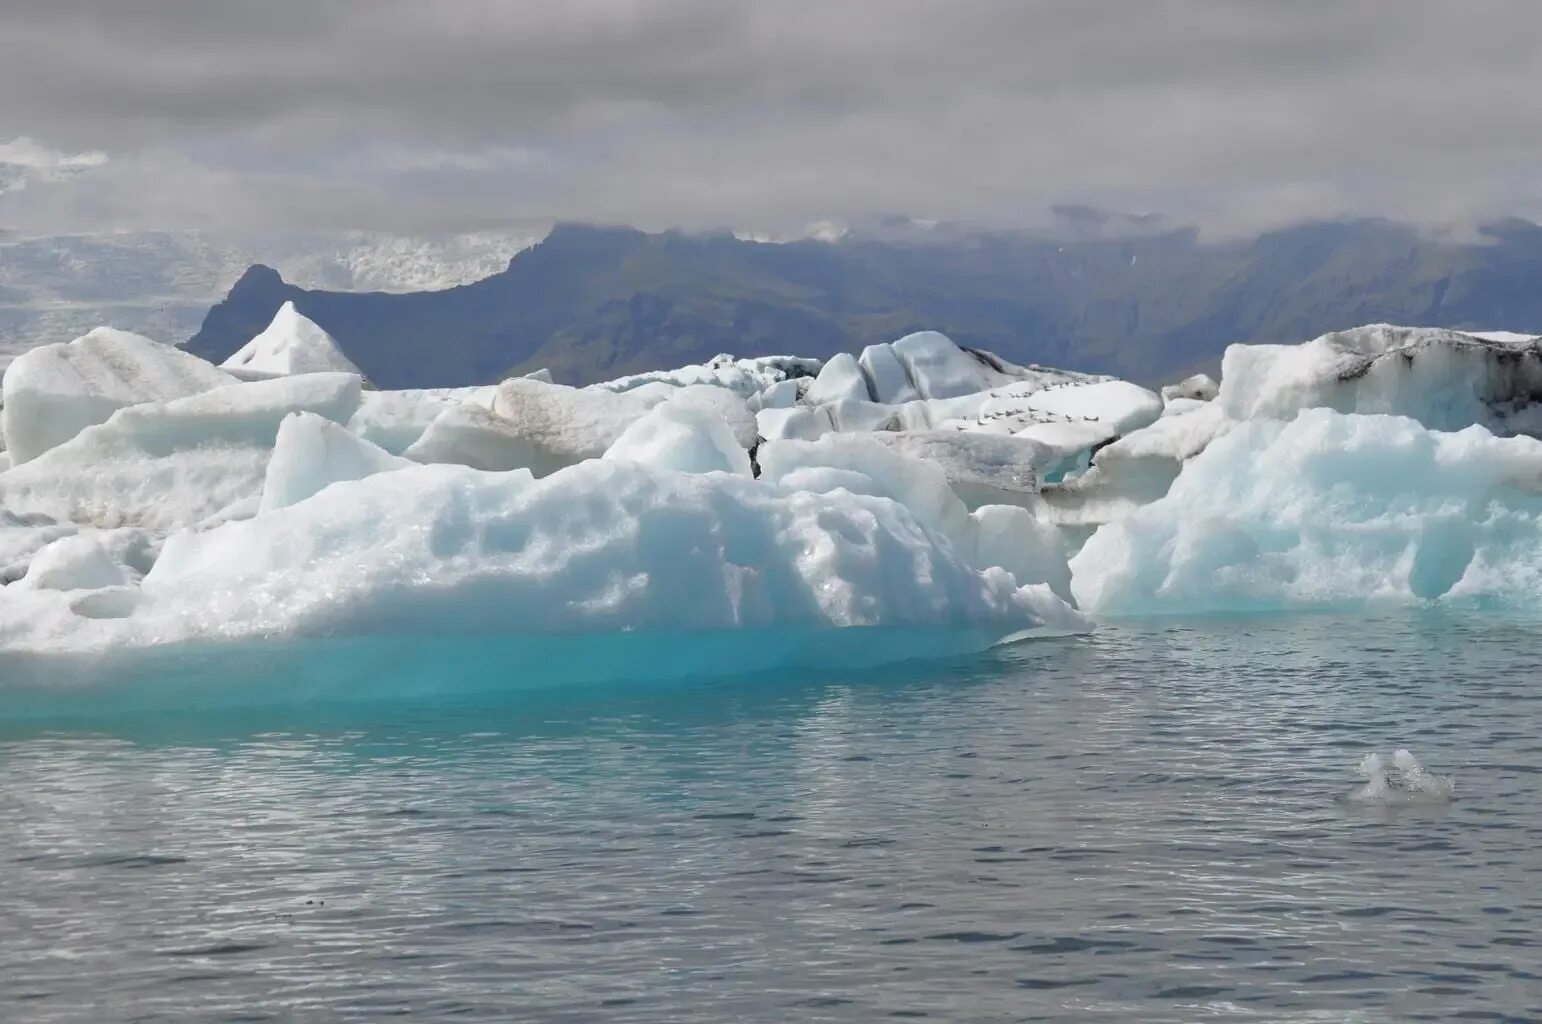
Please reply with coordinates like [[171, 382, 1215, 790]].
[[0, 229, 538, 370]]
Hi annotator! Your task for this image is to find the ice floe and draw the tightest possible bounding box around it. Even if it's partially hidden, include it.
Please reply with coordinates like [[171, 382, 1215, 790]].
[[4, 317, 1541, 679]]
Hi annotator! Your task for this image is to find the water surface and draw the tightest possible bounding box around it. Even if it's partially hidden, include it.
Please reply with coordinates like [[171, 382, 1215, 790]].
[[3, 611, 1539, 1021]]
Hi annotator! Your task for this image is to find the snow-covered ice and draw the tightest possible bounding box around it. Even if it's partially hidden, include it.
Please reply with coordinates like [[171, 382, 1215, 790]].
[[0, 372, 361, 532], [221, 302, 365, 380], [2, 327, 235, 464]]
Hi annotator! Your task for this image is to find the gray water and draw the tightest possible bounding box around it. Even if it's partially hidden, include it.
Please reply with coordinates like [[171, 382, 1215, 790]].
[[2, 611, 1540, 1022]]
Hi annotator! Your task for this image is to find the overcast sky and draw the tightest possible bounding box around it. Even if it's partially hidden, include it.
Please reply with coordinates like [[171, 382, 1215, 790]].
[[2, 0, 1540, 239]]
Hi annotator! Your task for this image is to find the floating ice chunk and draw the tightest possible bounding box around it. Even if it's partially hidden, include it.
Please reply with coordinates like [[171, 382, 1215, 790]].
[[0, 373, 362, 533], [403, 405, 537, 471], [1160, 373, 1219, 404], [1347, 750, 1454, 804], [591, 354, 821, 398], [261, 412, 412, 512], [603, 402, 752, 476], [1350, 752, 1391, 803], [619, 381, 682, 407], [859, 343, 920, 404], [406, 378, 649, 475], [754, 378, 802, 410], [1, 512, 76, 584], [756, 406, 835, 442], [891, 331, 993, 399], [760, 434, 975, 551], [805, 352, 872, 405], [970, 505, 1072, 600], [1036, 401, 1235, 528], [2, 327, 234, 464], [1392, 748, 1455, 799], [523, 368, 555, 384], [1161, 396, 1209, 417], [220, 302, 364, 380], [664, 385, 758, 449], [1219, 325, 1542, 435], [823, 399, 899, 433], [346, 386, 497, 454], [15, 534, 130, 591], [869, 430, 1051, 508], [1070, 409, 1542, 615], [0, 460, 1091, 653]]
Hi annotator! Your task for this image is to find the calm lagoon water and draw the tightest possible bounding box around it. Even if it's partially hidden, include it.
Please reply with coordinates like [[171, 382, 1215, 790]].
[[2, 611, 1540, 1022]]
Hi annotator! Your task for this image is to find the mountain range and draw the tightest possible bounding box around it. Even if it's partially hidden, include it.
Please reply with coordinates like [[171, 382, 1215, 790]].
[[182, 217, 1542, 390]]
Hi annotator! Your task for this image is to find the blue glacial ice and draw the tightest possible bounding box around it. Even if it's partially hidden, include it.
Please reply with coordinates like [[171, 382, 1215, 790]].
[[3, 311, 1541, 704]]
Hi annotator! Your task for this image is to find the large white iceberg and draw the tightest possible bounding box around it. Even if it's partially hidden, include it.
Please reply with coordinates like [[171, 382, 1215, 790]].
[[220, 301, 365, 380], [1219, 324, 1542, 435], [0, 458, 1086, 656], [2, 327, 235, 464], [1070, 409, 1542, 615], [12, 312, 1542, 695]]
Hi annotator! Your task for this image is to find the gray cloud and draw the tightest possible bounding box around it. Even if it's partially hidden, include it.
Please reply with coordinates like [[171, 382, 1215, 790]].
[[2, 0, 1540, 237]]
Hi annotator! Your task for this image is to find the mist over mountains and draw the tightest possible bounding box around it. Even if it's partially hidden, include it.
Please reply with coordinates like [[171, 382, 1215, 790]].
[[0, 229, 537, 369], [185, 216, 1542, 390]]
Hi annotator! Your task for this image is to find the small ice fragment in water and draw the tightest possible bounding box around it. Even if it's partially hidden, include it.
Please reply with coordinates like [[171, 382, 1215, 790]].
[[1347, 749, 1453, 804], [1350, 752, 1390, 802], [1393, 748, 1456, 800]]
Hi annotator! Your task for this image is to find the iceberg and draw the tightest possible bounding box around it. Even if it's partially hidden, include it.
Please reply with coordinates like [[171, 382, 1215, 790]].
[[220, 301, 365, 380], [2, 327, 235, 464], [1160, 373, 1219, 404], [15, 534, 131, 592], [406, 378, 650, 474], [759, 434, 977, 551], [657, 384, 758, 449], [603, 402, 752, 476], [0, 372, 361, 532], [0, 458, 1085, 657], [11, 312, 1542, 699], [1037, 399, 1233, 528], [1219, 324, 1542, 435], [805, 352, 872, 405], [1070, 409, 1542, 615], [261, 412, 412, 512], [859, 343, 921, 405], [868, 430, 1050, 508], [346, 385, 497, 454], [590, 354, 820, 398]]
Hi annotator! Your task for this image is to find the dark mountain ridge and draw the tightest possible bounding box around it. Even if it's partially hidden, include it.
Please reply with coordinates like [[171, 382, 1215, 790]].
[[186, 219, 1542, 390]]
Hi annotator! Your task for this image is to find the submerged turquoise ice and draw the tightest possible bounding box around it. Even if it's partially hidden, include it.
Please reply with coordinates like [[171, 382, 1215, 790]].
[[3, 610, 1540, 1023]]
